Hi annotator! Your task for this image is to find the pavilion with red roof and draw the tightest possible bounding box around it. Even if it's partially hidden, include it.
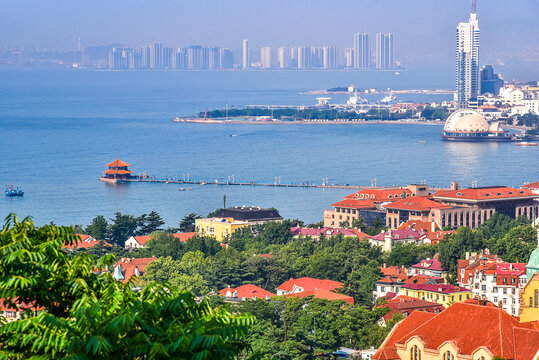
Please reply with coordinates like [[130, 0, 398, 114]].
[[101, 158, 133, 182]]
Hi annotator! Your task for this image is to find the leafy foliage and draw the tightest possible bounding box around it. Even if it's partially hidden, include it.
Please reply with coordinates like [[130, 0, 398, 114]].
[[0, 213, 254, 359]]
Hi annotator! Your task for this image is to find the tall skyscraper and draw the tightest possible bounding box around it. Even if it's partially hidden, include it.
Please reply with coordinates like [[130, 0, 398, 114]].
[[456, 0, 480, 108], [208, 47, 220, 69], [353, 33, 370, 69], [150, 42, 163, 69], [322, 47, 337, 69], [188, 45, 202, 69], [261, 47, 271, 68], [277, 47, 286, 68], [242, 39, 249, 69], [480, 65, 503, 95], [375, 33, 395, 69], [290, 47, 298, 68], [141, 46, 151, 69], [219, 48, 233, 69], [344, 48, 353, 68]]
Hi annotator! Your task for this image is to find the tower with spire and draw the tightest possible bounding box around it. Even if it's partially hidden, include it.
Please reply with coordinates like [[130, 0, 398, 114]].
[[455, 0, 480, 108]]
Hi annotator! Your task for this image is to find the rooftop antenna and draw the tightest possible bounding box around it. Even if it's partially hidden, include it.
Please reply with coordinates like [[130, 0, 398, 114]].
[[471, 0, 477, 14]]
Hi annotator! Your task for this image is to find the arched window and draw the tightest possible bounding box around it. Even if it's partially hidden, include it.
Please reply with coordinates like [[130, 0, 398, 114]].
[[410, 345, 421, 360], [530, 297, 534, 308], [535, 289, 538, 308], [443, 351, 454, 360]]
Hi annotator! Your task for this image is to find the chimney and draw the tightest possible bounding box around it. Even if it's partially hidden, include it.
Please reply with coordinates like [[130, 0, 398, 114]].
[[431, 221, 435, 232], [451, 181, 459, 191], [466, 252, 470, 260]]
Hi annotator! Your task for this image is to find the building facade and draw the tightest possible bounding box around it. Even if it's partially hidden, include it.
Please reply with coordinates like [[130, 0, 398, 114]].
[[456, 0, 480, 107], [195, 217, 250, 242]]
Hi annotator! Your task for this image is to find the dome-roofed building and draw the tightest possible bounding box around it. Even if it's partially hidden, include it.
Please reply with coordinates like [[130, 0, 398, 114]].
[[442, 109, 511, 141]]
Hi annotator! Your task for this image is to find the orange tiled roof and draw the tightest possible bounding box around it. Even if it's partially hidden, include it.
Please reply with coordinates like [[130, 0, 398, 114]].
[[287, 288, 354, 304], [397, 220, 441, 233], [172, 232, 196, 242], [103, 169, 133, 175], [331, 198, 376, 209], [433, 186, 538, 201], [219, 284, 275, 299], [106, 158, 130, 167], [114, 257, 157, 284], [522, 181, 539, 189], [383, 196, 450, 211], [344, 188, 413, 202], [378, 295, 444, 321], [391, 302, 539, 360], [277, 277, 344, 292], [63, 234, 112, 249]]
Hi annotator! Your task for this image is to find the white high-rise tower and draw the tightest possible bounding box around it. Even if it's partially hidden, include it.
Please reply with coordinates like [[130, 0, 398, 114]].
[[456, 0, 480, 108], [242, 39, 249, 69]]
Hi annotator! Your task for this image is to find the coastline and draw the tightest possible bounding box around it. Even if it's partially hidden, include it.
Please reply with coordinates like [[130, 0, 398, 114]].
[[173, 118, 446, 126]]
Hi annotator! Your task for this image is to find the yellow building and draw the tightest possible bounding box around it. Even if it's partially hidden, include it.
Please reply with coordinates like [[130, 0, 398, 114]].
[[519, 272, 539, 322], [195, 217, 250, 242], [399, 284, 472, 308]]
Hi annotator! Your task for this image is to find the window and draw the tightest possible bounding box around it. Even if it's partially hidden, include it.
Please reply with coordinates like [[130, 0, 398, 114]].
[[459, 295, 462, 301], [410, 345, 421, 360], [535, 289, 538, 308], [530, 297, 534, 308], [443, 351, 454, 360]]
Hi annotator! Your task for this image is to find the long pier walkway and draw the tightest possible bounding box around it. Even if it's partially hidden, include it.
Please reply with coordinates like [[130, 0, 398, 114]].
[[124, 177, 448, 191]]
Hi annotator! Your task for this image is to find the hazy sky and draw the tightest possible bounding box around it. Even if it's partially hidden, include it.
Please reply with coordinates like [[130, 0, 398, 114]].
[[2, 0, 539, 65]]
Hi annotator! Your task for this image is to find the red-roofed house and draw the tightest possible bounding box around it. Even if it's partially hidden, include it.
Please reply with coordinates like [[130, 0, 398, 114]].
[[63, 234, 113, 250], [276, 277, 344, 296], [101, 158, 133, 183], [219, 284, 275, 300], [112, 257, 157, 283], [377, 295, 444, 323], [409, 254, 446, 279], [375, 265, 443, 301], [290, 226, 368, 240], [383, 196, 451, 230], [369, 228, 425, 252], [125, 232, 196, 249], [373, 301, 539, 360], [287, 288, 354, 304], [458, 253, 527, 317], [399, 283, 472, 307], [0, 300, 40, 322], [397, 220, 453, 244], [522, 181, 539, 193]]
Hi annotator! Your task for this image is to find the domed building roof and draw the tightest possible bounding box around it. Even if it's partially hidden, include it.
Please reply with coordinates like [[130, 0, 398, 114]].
[[488, 121, 503, 132], [526, 247, 539, 280], [444, 109, 490, 133]]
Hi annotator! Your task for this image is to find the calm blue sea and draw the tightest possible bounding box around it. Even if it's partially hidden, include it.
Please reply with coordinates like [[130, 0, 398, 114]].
[[0, 69, 537, 226]]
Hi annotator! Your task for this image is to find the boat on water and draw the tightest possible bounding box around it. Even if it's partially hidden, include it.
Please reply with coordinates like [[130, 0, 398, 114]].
[[418, 140, 427, 143], [179, 188, 185, 191], [5, 185, 24, 197], [200, 181, 207, 185], [515, 142, 537, 146]]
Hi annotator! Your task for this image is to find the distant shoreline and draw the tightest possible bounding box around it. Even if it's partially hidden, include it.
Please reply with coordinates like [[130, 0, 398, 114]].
[[174, 118, 445, 126]]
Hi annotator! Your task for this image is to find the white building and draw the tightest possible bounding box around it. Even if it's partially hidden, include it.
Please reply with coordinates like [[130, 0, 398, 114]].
[[260, 46, 271, 69], [375, 33, 395, 69], [242, 39, 249, 69], [353, 33, 370, 69], [277, 47, 286, 68], [455, 0, 480, 108], [344, 48, 353, 68]]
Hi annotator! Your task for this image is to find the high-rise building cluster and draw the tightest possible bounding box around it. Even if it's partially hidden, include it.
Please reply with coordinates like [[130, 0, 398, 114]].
[[108, 43, 233, 70]]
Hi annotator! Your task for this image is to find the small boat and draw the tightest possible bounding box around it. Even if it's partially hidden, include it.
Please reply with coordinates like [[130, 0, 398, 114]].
[[515, 142, 537, 146], [5, 185, 24, 197], [200, 181, 206, 185], [178, 188, 185, 191], [418, 140, 427, 143], [187, 187, 192, 190]]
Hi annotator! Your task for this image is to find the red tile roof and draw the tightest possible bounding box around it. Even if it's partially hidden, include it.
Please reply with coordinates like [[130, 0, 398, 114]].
[[172, 232, 196, 242], [522, 181, 539, 189], [373, 311, 437, 360], [219, 284, 275, 299], [411, 255, 444, 272], [331, 198, 376, 209], [114, 257, 157, 283], [103, 169, 133, 175], [370, 229, 423, 241], [381, 266, 408, 278], [397, 220, 441, 233], [383, 196, 450, 211], [63, 234, 112, 249], [288, 288, 354, 304], [401, 283, 470, 294], [290, 226, 363, 238], [344, 188, 413, 202], [433, 186, 538, 201], [277, 277, 344, 293], [378, 295, 444, 321], [106, 158, 130, 167]]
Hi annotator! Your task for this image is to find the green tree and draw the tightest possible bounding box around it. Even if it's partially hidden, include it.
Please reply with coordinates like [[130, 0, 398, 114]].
[[341, 260, 382, 306], [439, 226, 484, 283], [146, 231, 184, 260], [84, 215, 109, 240], [137, 210, 165, 235], [183, 235, 222, 257], [108, 212, 139, 247], [0, 213, 254, 359], [493, 225, 537, 263], [179, 213, 202, 232]]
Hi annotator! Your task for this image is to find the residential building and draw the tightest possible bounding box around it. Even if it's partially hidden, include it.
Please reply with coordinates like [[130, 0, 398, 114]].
[[242, 39, 249, 69], [124, 232, 196, 249], [187, 45, 202, 69], [369, 228, 425, 252], [63, 234, 112, 250], [519, 272, 539, 322], [353, 33, 370, 69], [288, 288, 354, 304], [409, 255, 447, 279], [384, 197, 451, 230], [397, 220, 453, 244], [377, 295, 444, 323], [322, 46, 337, 69], [112, 257, 157, 283], [373, 300, 539, 360], [276, 277, 343, 296], [219, 48, 233, 69], [260, 46, 271, 68], [344, 48, 353, 68], [150, 42, 163, 69], [277, 47, 286, 68], [208, 47, 219, 69], [399, 283, 472, 307], [0, 300, 39, 322], [375, 33, 394, 69], [374, 265, 444, 300], [213, 206, 282, 224], [195, 217, 250, 242], [455, 0, 480, 107], [290, 226, 369, 241], [219, 284, 275, 300]]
